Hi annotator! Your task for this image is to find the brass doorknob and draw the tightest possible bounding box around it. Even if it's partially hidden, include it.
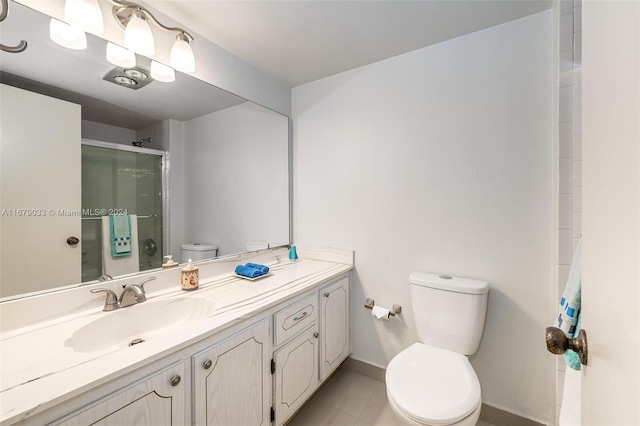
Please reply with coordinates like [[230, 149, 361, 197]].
[[545, 326, 588, 366]]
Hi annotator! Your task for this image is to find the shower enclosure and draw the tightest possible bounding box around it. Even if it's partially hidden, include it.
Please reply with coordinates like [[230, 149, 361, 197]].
[[81, 140, 165, 282]]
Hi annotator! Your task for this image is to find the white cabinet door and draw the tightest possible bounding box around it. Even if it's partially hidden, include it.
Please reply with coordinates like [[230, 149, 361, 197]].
[[273, 325, 319, 425], [192, 319, 271, 426], [0, 84, 81, 298], [55, 362, 186, 426], [320, 276, 350, 380]]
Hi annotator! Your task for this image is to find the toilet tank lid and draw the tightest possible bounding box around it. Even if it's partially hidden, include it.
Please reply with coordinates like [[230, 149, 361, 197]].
[[409, 272, 489, 295], [181, 243, 218, 251]]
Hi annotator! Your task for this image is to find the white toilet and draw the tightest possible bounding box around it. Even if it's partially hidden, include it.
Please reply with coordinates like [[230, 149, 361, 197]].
[[385, 272, 489, 426]]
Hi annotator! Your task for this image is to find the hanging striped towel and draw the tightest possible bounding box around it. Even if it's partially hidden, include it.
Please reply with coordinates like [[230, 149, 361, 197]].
[[554, 238, 582, 370], [110, 215, 132, 256]]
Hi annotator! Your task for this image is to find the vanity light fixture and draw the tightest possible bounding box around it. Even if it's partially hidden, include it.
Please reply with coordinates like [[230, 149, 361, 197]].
[[106, 42, 136, 67], [49, 18, 87, 50], [53, 0, 196, 78], [113, 0, 196, 72]]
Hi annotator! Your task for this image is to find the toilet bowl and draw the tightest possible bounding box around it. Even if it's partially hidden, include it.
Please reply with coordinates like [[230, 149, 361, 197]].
[[386, 343, 481, 426], [384, 273, 489, 426]]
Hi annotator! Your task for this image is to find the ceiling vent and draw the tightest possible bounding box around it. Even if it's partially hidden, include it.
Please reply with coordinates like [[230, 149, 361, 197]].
[[103, 66, 153, 90]]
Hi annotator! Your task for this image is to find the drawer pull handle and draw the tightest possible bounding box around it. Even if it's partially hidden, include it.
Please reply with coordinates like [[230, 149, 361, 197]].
[[313, 332, 319, 339], [203, 359, 213, 369], [170, 375, 181, 387], [324, 292, 330, 298], [293, 311, 308, 321]]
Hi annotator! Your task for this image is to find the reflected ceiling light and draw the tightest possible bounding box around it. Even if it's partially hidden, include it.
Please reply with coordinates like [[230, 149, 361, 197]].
[[64, 0, 104, 34], [49, 18, 87, 50], [113, 1, 196, 75], [106, 42, 136, 68], [123, 8, 154, 56], [150, 60, 175, 83], [170, 32, 196, 73]]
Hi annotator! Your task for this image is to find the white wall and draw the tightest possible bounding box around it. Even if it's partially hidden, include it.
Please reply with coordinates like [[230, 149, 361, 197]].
[[182, 102, 289, 256], [293, 11, 555, 423]]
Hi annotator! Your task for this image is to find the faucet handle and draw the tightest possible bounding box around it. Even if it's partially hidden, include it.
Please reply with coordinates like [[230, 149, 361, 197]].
[[138, 276, 157, 292], [91, 288, 119, 311]]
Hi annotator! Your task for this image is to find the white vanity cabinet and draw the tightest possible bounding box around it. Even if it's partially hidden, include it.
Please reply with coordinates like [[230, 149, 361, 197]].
[[53, 362, 186, 426], [192, 319, 271, 426], [319, 276, 350, 380], [9, 269, 352, 426]]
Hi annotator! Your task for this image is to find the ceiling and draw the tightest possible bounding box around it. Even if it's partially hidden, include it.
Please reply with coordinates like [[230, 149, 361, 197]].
[[150, 0, 552, 88]]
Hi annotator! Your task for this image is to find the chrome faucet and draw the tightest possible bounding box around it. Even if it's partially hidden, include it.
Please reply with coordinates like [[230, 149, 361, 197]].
[[91, 276, 157, 311]]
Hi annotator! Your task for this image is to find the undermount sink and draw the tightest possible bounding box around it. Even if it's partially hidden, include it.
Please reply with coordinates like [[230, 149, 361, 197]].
[[69, 297, 216, 353]]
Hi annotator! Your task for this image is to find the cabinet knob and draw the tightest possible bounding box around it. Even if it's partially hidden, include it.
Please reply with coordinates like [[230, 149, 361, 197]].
[[313, 332, 319, 339], [170, 375, 181, 387], [324, 292, 330, 298], [67, 236, 79, 246], [203, 359, 213, 369]]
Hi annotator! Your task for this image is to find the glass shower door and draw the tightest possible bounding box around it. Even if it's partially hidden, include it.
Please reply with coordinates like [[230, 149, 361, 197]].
[[81, 144, 164, 282]]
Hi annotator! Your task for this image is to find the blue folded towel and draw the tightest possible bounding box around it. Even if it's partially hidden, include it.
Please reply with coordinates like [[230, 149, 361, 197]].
[[110, 215, 132, 257], [554, 239, 582, 370], [245, 263, 269, 275], [235, 265, 262, 278]]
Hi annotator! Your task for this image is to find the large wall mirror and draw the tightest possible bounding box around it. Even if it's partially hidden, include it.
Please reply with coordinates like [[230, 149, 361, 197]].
[[0, 1, 290, 300]]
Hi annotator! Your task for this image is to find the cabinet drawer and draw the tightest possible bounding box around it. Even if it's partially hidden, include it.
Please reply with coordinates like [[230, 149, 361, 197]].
[[274, 294, 317, 346]]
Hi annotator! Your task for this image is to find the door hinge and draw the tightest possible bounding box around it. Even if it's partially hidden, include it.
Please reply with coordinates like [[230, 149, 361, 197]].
[[271, 359, 275, 374], [270, 406, 275, 423]]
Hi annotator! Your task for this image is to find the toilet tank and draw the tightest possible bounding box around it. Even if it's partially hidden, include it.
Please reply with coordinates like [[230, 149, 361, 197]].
[[180, 243, 218, 263], [409, 272, 489, 355]]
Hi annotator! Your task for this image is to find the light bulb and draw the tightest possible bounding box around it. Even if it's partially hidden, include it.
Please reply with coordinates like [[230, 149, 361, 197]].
[[124, 9, 155, 56], [150, 60, 175, 83], [106, 42, 136, 68], [170, 33, 196, 73], [49, 18, 87, 50], [64, 0, 104, 34]]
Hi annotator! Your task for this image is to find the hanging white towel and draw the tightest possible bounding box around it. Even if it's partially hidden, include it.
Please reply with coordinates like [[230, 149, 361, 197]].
[[559, 367, 582, 426], [101, 215, 139, 277]]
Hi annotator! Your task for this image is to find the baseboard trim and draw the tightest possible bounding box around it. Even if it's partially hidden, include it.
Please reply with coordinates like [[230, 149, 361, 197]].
[[343, 357, 547, 426]]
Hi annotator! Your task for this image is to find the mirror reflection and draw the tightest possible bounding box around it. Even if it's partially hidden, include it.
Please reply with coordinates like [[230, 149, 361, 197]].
[[0, 1, 290, 300]]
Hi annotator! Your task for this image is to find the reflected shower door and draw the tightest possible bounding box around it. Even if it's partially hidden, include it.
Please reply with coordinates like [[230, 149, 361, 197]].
[[81, 144, 163, 282]]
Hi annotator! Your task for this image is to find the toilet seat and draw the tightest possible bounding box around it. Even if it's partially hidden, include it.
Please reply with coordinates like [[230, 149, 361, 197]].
[[386, 343, 481, 425]]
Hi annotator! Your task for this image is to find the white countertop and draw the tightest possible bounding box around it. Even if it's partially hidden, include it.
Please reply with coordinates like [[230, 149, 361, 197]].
[[0, 248, 353, 425]]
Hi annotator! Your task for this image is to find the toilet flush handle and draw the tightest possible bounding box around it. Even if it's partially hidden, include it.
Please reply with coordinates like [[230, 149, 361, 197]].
[[545, 326, 588, 365]]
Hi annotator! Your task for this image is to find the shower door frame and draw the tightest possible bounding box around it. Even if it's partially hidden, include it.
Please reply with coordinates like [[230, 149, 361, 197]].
[[81, 138, 170, 268]]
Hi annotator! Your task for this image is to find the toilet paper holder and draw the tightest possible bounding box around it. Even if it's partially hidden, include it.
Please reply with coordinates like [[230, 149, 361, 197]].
[[364, 298, 402, 316]]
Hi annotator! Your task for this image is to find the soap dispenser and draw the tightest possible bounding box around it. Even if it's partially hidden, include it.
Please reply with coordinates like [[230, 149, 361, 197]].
[[181, 258, 199, 291], [162, 255, 178, 269]]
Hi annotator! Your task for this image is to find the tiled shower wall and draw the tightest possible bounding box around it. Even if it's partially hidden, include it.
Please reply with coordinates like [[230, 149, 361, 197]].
[[556, 0, 582, 423]]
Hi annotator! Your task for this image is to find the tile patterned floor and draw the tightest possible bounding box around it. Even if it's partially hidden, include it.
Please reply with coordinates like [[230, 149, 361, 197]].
[[286, 366, 495, 426]]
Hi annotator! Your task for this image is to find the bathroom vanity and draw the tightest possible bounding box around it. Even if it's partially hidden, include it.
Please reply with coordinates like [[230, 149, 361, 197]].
[[0, 247, 353, 425]]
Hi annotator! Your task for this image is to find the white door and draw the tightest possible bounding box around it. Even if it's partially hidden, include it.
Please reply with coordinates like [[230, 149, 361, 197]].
[[581, 1, 639, 425], [0, 84, 81, 297]]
